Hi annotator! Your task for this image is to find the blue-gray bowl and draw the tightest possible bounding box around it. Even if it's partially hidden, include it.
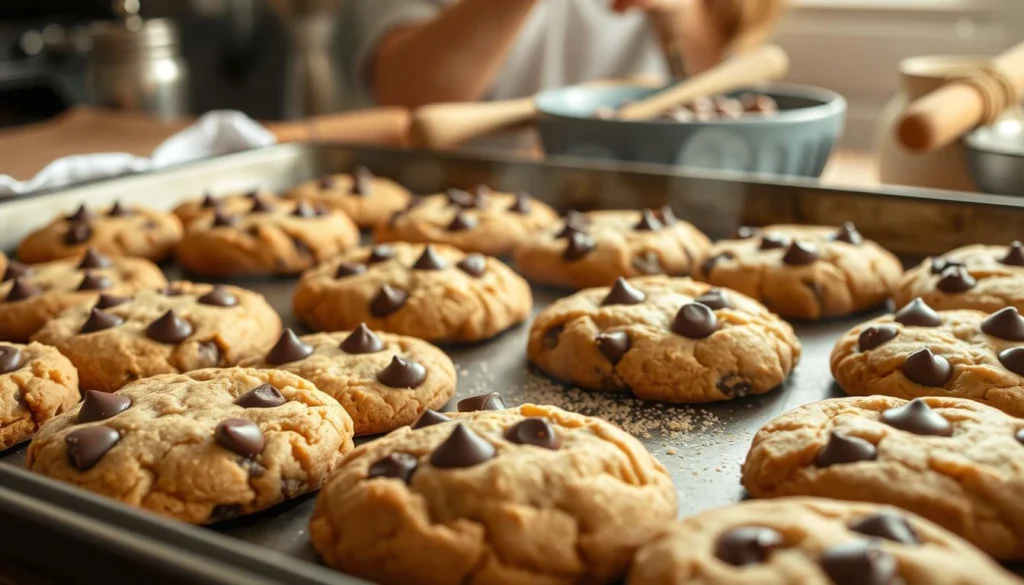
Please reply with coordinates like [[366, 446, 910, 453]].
[[534, 82, 846, 177], [964, 119, 1024, 196]]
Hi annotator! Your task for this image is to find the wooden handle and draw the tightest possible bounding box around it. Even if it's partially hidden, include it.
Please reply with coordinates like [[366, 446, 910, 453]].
[[410, 98, 538, 150], [897, 41, 1024, 152], [264, 107, 412, 147], [617, 44, 789, 120]]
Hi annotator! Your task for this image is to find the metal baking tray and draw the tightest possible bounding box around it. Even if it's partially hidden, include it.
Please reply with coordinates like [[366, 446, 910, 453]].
[[3, 143, 1024, 584]]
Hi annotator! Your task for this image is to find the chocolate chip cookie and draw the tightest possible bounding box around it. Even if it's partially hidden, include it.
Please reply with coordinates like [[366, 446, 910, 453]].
[[240, 326, 456, 436], [514, 208, 712, 289], [894, 242, 1024, 313], [528, 276, 800, 403], [0, 249, 167, 342], [742, 395, 1024, 559], [286, 167, 412, 228], [32, 282, 282, 392], [175, 195, 359, 276], [18, 202, 183, 264], [293, 242, 532, 343], [26, 368, 354, 525], [373, 186, 559, 257], [0, 342, 79, 450], [309, 403, 676, 585], [172, 188, 272, 228], [694, 223, 903, 320], [831, 298, 1024, 416], [629, 497, 1021, 585]]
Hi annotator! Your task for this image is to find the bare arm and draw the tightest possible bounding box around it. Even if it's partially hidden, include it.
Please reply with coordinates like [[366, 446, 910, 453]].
[[372, 0, 539, 108]]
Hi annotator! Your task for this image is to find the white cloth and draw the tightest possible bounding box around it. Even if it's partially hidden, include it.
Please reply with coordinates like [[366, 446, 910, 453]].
[[0, 110, 276, 196]]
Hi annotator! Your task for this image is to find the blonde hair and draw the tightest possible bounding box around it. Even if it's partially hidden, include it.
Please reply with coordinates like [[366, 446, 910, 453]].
[[705, 0, 788, 53]]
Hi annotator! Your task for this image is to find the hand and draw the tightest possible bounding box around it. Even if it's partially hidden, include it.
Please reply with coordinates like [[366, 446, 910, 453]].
[[612, 0, 727, 76]]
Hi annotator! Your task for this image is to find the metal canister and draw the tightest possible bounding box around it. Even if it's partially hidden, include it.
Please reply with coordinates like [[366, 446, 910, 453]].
[[85, 18, 189, 120]]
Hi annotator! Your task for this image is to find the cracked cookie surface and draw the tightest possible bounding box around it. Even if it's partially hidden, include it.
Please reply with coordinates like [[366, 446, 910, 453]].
[[27, 367, 354, 525], [629, 497, 1021, 585], [309, 403, 677, 585], [32, 281, 282, 391], [293, 242, 532, 343], [175, 195, 359, 276], [18, 203, 183, 264], [694, 223, 903, 320], [894, 242, 1024, 313], [528, 276, 800, 403], [240, 326, 456, 436], [286, 167, 412, 228], [741, 395, 1024, 559], [0, 342, 79, 450], [514, 208, 711, 289]]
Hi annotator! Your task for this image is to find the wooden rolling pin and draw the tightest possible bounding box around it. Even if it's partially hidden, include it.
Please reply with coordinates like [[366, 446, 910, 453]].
[[265, 106, 411, 146], [898, 41, 1024, 152]]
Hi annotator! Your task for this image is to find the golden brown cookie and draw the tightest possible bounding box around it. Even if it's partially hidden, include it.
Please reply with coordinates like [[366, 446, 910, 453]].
[[0, 342, 79, 450], [172, 189, 271, 227], [26, 368, 354, 525], [694, 223, 903, 320], [293, 242, 532, 343], [0, 249, 167, 342], [18, 202, 183, 263], [374, 187, 559, 256], [286, 167, 412, 228], [309, 403, 677, 585], [629, 497, 1021, 585], [894, 242, 1024, 313], [240, 326, 456, 436], [514, 208, 711, 289], [32, 281, 282, 392]]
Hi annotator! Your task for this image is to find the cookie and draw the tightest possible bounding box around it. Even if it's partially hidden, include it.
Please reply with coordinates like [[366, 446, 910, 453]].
[[830, 298, 1024, 416], [513, 208, 712, 289], [373, 186, 559, 256], [32, 281, 282, 392], [18, 202, 183, 264], [629, 497, 1020, 585], [694, 223, 903, 320], [528, 276, 800, 403], [26, 368, 354, 525], [239, 326, 457, 436], [894, 242, 1024, 313], [293, 242, 532, 343], [309, 403, 677, 585], [741, 395, 1024, 559], [286, 167, 412, 228], [172, 188, 271, 228], [175, 195, 359, 276], [0, 249, 167, 342], [0, 342, 79, 450]]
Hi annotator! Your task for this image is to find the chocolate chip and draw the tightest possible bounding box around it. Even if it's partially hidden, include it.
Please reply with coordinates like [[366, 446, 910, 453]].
[[200, 193, 218, 208], [714, 526, 784, 566], [880, 398, 952, 436], [235, 384, 287, 408], [902, 348, 951, 387], [145, 310, 193, 343], [366, 245, 396, 265], [505, 418, 560, 449], [340, 323, 384, 354], [265, 329, 314, 365], [634, 209, 663, 231], [457, 254, 487, 277], [1016, 428, 1024, 444], [998, 346, 1024, 376], [858, 325, 898, 351], [5, 278, 42, 302], [656, 205, 677, 226], [413, 245, 448, 270], [335, 261, 367, 279], [631, 251, 664, 275], [318, 174, 336, 190], [936, 265, 976, 293], [350, 167, 372, 196], [367, 453, 418, 483], [209, 504, 243, 523], [981, 308, 1024, 342], [930, 257, 962, 274], [701, 252, 733, 276], [370, 285, 408, 317], [849, 513, 919, 544], [64, 222, 92, 245], [446, 189, 479, 209], [596, 331, 630, 364], [555, 222, 587, 240], [564, 210, 589, 228], [894, 298, 942, 327], [716, 373, 752, 398], [819, 541, 898, 585], [672, 303, 719, 339], [77, 248, 112, 270], [197, 286, 238, 307], [377, 356, 427, 388], [429, 423, 495, 469], [563, 231, 596, 261], [544, 325, 564, 349], [249, 196, 274, 213], [215, 418, 265, 457], [412, 409, 449, 429], [244, 189, 259, 199], [197, 340, 222, 367], [66, 204, 94, 223], [2, 260, 32, 282], [212, 210, 237, 227], [107, 201, 132, 217], [782, 240, 819, 265], [457, 392, 505, 412], [830, 221, 863, 245], [78, 390, 131, 423], [759, 233, 789, 250], [80, 307, 124, 333], [94, 294, 129, 310], [601, 278, 646, 306], [508, 194, 531, 214], [814, 430, 877, 467], [736, 226, 759, 239], [66, 426, 120, 471], [162, 285, 185, 297], [471, 185, 490, 199], [447, 211, 478, 232], [694, 288, 729, 310], [0, 346, 23, 374], [76, 271, 111, 291], [1002, 241, 1024, 266], [291, 201, 318, 218]]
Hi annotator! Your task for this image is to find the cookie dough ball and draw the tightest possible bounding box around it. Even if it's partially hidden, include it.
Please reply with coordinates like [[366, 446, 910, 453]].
[[895, 242, 1024, 312]]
